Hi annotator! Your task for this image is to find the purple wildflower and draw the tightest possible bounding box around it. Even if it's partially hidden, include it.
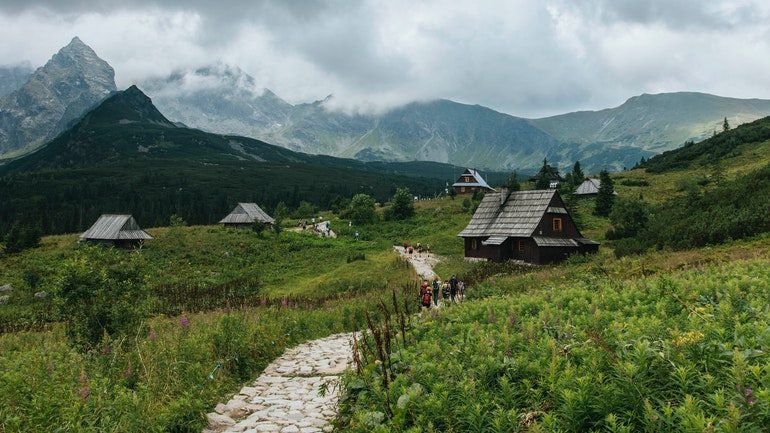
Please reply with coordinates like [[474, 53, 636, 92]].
[[744, 387, 753, 397], [148, 329, 157, 341], [101, 345, 111, 355], [179, 315, 190, 328]]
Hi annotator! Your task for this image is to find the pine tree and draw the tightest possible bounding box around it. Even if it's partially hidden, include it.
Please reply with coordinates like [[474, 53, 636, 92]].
[[594, 170, 615, 217], [723, 117, 730, 132], [571, 161, 585, 185], [535, 171, 551, 189]]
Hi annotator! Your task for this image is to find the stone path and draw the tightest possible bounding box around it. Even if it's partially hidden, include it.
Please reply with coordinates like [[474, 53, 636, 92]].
[[393, 246, 440, 279], [204, 333, 357, 433]]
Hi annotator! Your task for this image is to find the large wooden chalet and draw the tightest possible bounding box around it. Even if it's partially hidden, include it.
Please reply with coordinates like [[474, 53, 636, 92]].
[[220, 203, 275, 229], [458, 189, 599, 264], [452, 169, 495, 194]]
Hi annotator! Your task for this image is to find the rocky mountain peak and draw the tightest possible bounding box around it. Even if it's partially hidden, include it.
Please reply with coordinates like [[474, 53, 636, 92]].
[[0, 37, 117, 155]]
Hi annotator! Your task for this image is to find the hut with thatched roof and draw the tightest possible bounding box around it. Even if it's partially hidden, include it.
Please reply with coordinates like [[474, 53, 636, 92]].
[[220, 203, 275, 229], [80, 214, 153, 248], [458, 189, 598, 264]]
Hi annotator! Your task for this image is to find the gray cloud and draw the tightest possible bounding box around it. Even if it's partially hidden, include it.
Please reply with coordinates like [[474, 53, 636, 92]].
[[1, 1, 769, 117]]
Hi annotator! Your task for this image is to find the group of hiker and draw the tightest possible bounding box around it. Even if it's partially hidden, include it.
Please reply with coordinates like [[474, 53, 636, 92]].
[[402, 241, 429, 256], [419, 275, 464, 309]]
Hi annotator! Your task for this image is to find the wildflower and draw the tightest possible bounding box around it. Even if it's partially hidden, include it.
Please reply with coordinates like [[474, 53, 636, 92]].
[[101, 345, 111, 355], [179, 315, 190, 328], [148, 329, 157, 341]]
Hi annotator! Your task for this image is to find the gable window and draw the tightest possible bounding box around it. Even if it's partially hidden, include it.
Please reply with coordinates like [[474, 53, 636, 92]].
[[553, 218, 563, 233], [518, 240, 525, 252]]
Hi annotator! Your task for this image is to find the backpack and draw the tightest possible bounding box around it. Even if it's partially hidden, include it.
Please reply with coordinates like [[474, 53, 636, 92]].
[[422, 292, 431, 305]]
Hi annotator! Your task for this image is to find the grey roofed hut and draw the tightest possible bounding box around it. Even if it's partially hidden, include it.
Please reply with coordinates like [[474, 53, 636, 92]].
[[220, 203, 275, 228], [79, 214, 153, 248], [574, 178, 617, 196], [458, 189, 599, 264]]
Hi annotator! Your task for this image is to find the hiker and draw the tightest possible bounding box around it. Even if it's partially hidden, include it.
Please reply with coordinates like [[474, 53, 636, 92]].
[[449, 275, 458, 303], [416, 242, 422, 254], [408, 246, 414, 255], [432, 276, 440, 306], [442, 282, 450, 302], [457, 280, 465, 301], [403, 241, 409, 252], [420, 280, 431, 310], [354, 231, 359, 241]]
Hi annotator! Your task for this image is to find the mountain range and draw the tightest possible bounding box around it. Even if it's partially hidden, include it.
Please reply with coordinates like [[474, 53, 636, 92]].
[[3, 37, 770, 173], [0, 85, 489, 234]]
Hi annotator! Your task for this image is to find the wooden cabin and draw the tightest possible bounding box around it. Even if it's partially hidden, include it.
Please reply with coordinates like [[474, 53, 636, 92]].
[[452, 169, 495, 194], [79, 214, 153, 248], [458, 189, 599, 264], [574, 178, 616, 196], [528, 163, 565, 188], [220, 203, 275, 229]]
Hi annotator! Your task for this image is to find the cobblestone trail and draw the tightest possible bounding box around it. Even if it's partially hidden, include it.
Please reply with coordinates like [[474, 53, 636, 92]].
[[204, 333, 357, 433]]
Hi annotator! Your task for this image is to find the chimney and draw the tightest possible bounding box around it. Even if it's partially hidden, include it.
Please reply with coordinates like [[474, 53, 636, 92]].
[[499, 188, 508, 206]]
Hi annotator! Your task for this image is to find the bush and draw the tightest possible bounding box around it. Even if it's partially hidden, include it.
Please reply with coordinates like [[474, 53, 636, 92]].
[[169, 214, 187, 227], [4, 222, 41, 254], [294, 201, 317, 219], [346, 194, 377, 225], [606, 197, 649, 239], [612, 237, 649, 257], [347, 253, 366, 263], [387, 188, 415, 220], [619, 178, 649, 187], [53, 246, 152, 351]]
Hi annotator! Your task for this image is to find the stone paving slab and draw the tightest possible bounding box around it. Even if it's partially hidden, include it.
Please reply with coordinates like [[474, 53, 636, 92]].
[[205, 332, 357, 433]]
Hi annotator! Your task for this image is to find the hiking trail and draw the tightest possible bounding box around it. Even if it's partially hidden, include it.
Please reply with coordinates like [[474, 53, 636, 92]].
[[204, 247, 440, 433], [204, 333, 357, 433]]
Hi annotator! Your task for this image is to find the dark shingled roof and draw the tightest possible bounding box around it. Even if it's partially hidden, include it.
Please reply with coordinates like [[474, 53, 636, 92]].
[[220, 203, 275, 225], [458, 189, 556, 238], [80, 214, 153, 241]]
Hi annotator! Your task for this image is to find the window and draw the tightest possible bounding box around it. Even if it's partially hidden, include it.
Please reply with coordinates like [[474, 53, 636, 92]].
[[471, 239, 478, 250], [460, 187, 466, 193], [553, 218, 563, 232], [518, 240, 525, 252]]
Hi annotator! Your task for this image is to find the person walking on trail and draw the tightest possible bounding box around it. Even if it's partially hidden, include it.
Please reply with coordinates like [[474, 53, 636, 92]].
[[457, 280, 465, 301], [403, 241, 408, 252], [449, 275, 459, 303], [442, 282, 450, 303], [431, 277, 440, 307], [420, 280, 431, 310]]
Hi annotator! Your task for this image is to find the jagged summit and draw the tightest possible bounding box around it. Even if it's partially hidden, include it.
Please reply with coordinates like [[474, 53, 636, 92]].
[[0, 36, 117, 155]]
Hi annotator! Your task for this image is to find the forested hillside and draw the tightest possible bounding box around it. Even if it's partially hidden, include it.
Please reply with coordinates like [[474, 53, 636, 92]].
[[0, 86, 503, 235]]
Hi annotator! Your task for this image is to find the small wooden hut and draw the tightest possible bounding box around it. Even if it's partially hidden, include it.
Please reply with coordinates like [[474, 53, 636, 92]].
[[574, 178, 616, 196], [458, 189, 599, 264], [220, 203, 275, 229], [452, 169, 495, 194], [79, 214, 153, 248]]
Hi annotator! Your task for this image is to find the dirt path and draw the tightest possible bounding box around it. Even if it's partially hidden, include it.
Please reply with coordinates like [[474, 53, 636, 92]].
[[393, 246, 440, 279], [204, 332, 357, 433]]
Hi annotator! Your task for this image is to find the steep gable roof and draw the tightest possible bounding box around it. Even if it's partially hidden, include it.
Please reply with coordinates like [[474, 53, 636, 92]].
[[574, 178, 601, 195], [220, 203, 275, 225], [452, 168, 494, 190], [80, 214, 153, 241], [458, 189, 557, 238]]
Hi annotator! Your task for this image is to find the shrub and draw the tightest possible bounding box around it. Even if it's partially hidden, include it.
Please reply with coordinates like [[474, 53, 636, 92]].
[[347, 253, 366, 263], [4, 222, 41, 254], [347, 194, 377, 225], [612, 237, 649, 257], [169, 214, 187, 227], [53, 246, 152, 351], [619, 178, 649, 187], [606, 197, 649, 239], [294, 201, 317, 219], [387, 188, 415, 221]]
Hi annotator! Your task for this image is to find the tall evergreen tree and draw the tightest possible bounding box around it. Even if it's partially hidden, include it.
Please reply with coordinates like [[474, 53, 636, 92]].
[[571, 161, 585, 185], [594, 170, 615, 217], [535, 171, 551, 189], [723, 117, 730, 132]]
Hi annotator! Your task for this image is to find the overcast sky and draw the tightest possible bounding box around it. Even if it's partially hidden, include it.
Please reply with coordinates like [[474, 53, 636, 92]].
[[1, 0, 769, 117]]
